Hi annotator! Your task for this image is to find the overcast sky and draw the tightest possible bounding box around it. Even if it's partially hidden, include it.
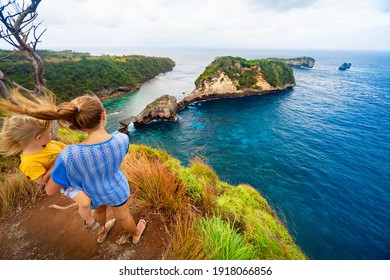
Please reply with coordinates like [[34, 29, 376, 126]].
[[1, 0, 390, 52]]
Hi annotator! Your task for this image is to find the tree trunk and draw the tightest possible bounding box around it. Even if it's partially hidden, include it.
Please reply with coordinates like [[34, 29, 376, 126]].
[[14, 37, 46, 96], [0, 80, 12, 100], [0, 70, 35, 101]]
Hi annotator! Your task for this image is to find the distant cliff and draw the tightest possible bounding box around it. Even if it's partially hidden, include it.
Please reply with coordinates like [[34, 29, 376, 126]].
[[282, 57, 315, 68]]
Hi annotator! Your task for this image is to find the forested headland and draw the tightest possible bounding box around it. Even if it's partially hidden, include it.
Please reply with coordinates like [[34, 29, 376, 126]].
[[0, 49, 175, 101]]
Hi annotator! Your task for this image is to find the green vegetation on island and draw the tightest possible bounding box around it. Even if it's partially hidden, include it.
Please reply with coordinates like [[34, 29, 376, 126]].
[[0, 49, 175, 101], [195, 56, 295, 89]]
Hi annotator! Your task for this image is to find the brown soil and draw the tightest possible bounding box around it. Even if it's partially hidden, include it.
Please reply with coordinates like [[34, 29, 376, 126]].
[[0, 192, 170, 260]]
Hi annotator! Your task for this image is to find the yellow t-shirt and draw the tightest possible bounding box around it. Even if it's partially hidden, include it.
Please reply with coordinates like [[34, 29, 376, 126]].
[[19, 140, 66, 180]]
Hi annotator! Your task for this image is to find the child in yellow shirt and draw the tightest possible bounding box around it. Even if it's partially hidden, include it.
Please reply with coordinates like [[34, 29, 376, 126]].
[[19, 139, 66, 182], [0, 115, 113, 242]]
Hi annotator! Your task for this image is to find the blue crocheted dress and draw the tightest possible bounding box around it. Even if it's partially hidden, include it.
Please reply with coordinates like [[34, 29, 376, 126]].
[[51, 133, 130, 209]]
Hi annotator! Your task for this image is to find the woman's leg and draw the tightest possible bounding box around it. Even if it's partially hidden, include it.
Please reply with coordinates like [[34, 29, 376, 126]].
[[93, 205, 116, 243], [111, 201, 146, 242], [111, 201, 137, 235], [93, 205, 107, 226]]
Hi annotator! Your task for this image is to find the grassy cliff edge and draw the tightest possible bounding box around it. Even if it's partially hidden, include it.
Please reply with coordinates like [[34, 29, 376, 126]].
[[0, 130, 306, 260], [123, 144, 306, 259]]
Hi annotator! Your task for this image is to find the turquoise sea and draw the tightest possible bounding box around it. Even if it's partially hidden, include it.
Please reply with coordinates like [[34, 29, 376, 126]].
[[102, 48, 390, 260]]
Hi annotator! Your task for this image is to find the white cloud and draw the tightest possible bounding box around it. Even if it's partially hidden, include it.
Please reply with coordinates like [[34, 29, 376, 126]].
[[0, 0, 389, 51], [245, 0, 318, 11]]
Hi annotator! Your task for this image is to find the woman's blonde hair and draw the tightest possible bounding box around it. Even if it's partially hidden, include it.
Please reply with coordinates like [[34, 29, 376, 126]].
[[0, 88, 104, 131], [0, 115, 51, 156]]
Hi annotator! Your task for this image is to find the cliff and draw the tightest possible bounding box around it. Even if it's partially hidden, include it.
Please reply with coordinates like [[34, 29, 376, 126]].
[[282, 56, 315, 68], [124, 144, 307, 260], [96, 85, 141, 100]]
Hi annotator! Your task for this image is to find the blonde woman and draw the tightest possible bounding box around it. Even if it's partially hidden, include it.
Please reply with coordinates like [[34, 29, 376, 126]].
[[0, 92, 146, 244]]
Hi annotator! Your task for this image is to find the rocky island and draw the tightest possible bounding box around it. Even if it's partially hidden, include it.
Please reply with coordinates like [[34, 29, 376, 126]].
[[338, 62, 351, 70], [121, 56, 311, 129], [178, 56, 296, 109]]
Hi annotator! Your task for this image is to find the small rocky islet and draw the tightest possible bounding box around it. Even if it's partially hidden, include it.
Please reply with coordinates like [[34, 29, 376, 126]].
[[338, 62, 352, 70]]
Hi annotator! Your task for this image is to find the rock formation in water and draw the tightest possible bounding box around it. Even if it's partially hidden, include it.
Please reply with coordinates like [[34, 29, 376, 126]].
[[119, 95, 178, 131], [338, 62, 351, 70], [132, 95, 179, 127]]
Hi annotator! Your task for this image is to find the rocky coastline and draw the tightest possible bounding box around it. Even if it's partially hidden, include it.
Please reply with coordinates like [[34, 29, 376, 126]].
[[97, 63, 175, 101], [97, 85, 141, 100]]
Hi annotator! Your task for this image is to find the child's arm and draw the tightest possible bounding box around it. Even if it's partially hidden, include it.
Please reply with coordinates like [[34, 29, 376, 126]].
[[33, 165, 54, 186]]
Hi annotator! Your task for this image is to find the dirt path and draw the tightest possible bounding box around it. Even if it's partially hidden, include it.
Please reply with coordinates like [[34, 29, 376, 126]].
[[0, 193, 169, 260]]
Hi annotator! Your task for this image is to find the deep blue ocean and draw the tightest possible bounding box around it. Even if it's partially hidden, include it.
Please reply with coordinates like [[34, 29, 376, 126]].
[[102, 48, 390, 260]]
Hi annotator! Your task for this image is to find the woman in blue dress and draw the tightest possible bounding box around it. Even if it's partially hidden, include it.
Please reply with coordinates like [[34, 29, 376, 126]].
[[0, 92, 146, 244]]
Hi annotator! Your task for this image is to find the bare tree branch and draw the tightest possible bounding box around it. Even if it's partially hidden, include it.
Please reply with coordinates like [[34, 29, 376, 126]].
[[0, 0, 45, 96], [0, 1, 59, 138], [32, 24, 45, 49], [0, 80, 12, 100], [1, 33, 19, 47], [0, 70, 33, 95], [0, 50, 17, 61], [0, 69, 34, 103]]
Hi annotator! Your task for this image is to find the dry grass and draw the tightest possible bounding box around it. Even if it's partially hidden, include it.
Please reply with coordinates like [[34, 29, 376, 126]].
[[116, 234, 131, 245], [122, 149, 188, 216], [0, 171, 42, 216], [0, 155, 20, 180]]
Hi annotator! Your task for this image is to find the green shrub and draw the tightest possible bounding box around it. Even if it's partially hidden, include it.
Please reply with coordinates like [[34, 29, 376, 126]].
[[196, 216, 257, 260], [216, 184, 306, 259], [57, 128, 87, 144]]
